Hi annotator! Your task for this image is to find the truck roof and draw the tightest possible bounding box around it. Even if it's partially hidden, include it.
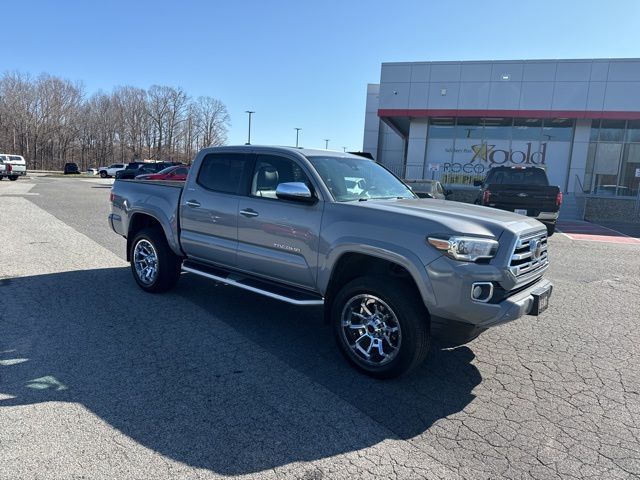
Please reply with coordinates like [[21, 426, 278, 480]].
[[198, 145, 366, 159]]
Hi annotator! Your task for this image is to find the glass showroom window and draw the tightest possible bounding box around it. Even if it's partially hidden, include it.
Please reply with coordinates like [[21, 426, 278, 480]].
[[513, 118, 542, 141], [586, 120, 640, 196]]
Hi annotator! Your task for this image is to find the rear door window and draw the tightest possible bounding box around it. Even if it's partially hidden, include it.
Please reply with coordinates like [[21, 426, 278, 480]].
[[197, 153, 252, 194]]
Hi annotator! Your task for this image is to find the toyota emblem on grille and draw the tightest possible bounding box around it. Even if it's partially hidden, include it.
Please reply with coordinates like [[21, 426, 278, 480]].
[[529, 238, 542, 260]]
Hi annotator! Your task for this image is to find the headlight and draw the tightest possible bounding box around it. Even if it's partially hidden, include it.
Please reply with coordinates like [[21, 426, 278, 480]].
[[428, 236, 498, 262]]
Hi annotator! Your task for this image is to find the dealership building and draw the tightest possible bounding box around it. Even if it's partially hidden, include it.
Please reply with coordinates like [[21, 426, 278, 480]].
[[362, 58, 640, 221]]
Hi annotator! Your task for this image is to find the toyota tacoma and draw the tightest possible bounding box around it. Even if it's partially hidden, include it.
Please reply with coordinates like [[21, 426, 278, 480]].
[[109, 146, 553, 378]]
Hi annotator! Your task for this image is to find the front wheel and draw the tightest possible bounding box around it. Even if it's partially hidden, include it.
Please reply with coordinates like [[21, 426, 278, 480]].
[[129, 228, 181, 293], [332, 275, 430, 379], [100, 171, 107, 178], [8, 176, 18, 181]]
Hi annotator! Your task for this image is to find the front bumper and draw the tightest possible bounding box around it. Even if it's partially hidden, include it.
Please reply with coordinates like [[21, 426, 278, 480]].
[[426, 256, 553, 329]]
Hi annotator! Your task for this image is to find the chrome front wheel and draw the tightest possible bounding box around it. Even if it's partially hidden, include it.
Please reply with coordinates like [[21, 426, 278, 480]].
[[340, 294, 402, 367], [133, 239, 159, 286]]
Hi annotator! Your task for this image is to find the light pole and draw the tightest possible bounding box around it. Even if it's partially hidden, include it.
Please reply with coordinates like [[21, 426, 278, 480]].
[[324, 139, 330, 150], [245, 110, 255, 145], [342, 146, 347, 152], [295, 128, 302, 147]]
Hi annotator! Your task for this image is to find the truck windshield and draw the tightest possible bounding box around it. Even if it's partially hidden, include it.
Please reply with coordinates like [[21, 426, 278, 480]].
[[307, 155, 414, 202], [486, 168, 549, 186]]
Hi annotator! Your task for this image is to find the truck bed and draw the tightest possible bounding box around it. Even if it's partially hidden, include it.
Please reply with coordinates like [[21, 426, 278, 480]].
[[109, 179, 184, 252]]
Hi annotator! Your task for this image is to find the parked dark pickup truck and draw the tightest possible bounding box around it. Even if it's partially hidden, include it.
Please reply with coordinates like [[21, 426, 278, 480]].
[[110, 146, 553, 378], [474, 166, 562, 236]]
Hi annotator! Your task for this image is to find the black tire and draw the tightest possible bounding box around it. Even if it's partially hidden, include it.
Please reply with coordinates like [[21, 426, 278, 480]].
[[100, 171, 108, 178], [8, 176, 18, 181], [129, 227, 181, 293], [332, 275, 430, 379], [545, 223, 556, 237]]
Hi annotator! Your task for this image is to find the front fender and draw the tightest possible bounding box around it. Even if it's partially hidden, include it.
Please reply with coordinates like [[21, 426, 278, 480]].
[[318, 238, 438, 308]]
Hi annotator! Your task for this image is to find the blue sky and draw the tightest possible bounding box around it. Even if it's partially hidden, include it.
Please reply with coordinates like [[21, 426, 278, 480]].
[[2, 0, 639, 151]]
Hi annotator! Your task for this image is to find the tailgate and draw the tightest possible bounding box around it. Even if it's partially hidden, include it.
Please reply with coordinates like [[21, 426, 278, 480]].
[[486, 184, 559, 215]]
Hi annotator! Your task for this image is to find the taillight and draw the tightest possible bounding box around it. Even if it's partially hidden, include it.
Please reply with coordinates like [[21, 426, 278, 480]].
[[6, 164, 11, 172], [556, 191, 563, 206], [109, 191, 115, 202], [482, 190, 491, 205]]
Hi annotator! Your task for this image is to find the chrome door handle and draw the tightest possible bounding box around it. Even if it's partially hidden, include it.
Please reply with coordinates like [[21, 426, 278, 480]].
[[186, 200, 201, 208], [240, 208, 259, 217]]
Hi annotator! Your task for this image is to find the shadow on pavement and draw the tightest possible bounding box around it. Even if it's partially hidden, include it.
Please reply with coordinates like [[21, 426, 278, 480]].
[[0, 267, 481, 475]]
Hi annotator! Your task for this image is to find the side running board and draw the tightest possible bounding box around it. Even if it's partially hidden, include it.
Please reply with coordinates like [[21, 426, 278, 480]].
[[181, 261, 324, 306]]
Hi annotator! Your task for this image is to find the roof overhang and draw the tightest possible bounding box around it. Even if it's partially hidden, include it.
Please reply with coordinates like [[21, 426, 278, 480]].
[[379, 109, 640, 120]]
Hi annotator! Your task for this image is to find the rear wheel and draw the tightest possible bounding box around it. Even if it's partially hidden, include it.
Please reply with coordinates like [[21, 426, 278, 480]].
[[332, 275, 430, 379], [129, 228, 181, 293], [100, 171, 107, 178], [8, 176, 18, 181]]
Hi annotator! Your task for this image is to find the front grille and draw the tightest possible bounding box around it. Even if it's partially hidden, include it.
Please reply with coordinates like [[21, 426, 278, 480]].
[[509, 230, 548, 279]]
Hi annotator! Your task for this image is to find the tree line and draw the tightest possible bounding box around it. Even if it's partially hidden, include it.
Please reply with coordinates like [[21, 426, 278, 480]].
[[0, 72, 230, 170]]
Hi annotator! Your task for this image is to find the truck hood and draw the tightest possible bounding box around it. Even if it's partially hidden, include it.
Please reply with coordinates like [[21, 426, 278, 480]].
[[351, 198, 544, 238]]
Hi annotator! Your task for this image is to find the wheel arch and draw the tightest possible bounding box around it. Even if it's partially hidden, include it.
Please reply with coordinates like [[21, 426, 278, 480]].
[[126, 212, 181, 261], [322, 250, 435, 324]]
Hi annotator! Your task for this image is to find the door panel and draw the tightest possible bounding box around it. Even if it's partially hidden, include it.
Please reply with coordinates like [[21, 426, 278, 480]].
[[237, 154, 323, 289], [179, 153, 251, 267]]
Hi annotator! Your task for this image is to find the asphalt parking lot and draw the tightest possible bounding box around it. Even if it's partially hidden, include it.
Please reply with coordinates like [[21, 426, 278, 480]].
[[1, 176, 639, 480]]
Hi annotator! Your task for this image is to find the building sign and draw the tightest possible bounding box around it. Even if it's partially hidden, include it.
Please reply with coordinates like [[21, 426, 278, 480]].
[[442, 142, 547, 174], [635, 167, 640, 178], [426, 137, 571, 187]]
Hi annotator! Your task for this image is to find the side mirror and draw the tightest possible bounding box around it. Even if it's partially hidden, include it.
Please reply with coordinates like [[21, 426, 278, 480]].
[[473, 180, 483, 187], [276, 182, 314, 202]]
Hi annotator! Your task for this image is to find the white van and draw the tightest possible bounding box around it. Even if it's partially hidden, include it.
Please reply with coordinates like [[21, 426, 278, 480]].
[[0, 154, 27, 181]]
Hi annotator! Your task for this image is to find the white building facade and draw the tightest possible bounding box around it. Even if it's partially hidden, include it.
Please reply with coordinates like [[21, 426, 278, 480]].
[[363, 59, 640, 199]]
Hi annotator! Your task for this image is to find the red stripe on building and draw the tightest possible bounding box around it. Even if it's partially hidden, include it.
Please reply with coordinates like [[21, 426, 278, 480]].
[[378, 109, 640, 120]]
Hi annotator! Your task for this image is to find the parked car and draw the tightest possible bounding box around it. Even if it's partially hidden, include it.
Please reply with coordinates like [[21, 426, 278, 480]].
[[116, 162, 182, 180], [474, 166, 562, 236], [110, 146, 553, 379], [135, 165, 189, 181], [0, 154, 27, 181], [404, 179, 451, 199], [63, 162, 80, 174], [87, 167, 99, 175], [98, 163, 127, 178], [114, 162, 147, 180]]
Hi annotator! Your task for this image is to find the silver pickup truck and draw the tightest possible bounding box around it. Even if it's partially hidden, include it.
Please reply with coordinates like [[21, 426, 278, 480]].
[[109, 146, 553, 378]]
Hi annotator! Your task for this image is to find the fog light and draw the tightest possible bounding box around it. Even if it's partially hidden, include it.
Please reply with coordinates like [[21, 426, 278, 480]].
[[471, 282, 493, 303]]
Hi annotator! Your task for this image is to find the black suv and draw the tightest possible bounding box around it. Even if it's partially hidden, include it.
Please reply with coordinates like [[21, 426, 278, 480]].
[[116, 162, 182, 180], [63, 162, 80, 174]]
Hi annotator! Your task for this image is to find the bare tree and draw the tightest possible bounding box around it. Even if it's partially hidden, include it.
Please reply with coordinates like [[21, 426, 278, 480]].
[[0, 72, 231, 169], [195, 96, 230, 149]]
